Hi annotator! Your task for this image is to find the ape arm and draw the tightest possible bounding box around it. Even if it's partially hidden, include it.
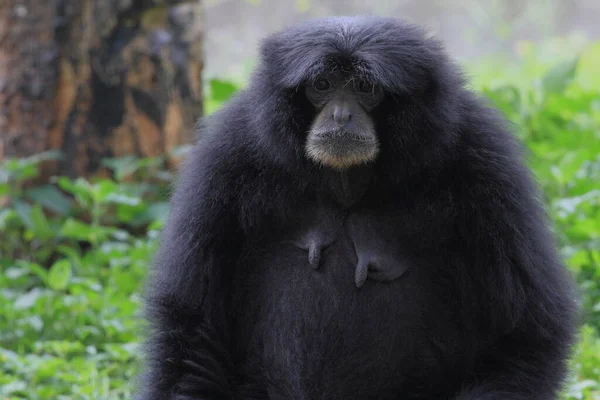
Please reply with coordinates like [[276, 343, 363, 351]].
[[456, 326, 574, 400], [137, 141, 244, 400], [453, 175, 578, 400]]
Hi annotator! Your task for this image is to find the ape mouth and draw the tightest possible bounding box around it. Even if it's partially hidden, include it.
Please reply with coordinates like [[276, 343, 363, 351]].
[[305, 131, 380, 169]]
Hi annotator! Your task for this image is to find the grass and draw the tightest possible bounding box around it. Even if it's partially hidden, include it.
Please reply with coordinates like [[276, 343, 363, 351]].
[[1, 38, 600, 399]]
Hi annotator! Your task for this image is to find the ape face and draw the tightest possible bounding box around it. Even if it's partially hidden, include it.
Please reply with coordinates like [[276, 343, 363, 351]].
[[304, 70, 385, 169]]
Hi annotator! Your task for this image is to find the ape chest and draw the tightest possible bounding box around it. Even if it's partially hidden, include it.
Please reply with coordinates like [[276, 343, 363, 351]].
[[231, 198, 469, 397], [234, 217, 465, 398], [235, 201, 462, 348]]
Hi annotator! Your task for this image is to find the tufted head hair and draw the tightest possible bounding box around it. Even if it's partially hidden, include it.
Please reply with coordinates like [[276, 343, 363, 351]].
[[258, 16, 453, 95]]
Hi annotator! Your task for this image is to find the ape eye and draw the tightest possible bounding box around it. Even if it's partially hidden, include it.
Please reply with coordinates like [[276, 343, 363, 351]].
[[357, 80, 374, 93], [314, 78, 332, 91]]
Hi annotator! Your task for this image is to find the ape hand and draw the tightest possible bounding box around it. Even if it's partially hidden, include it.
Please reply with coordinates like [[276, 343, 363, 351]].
[[354, 250, 408, 288], [347, 212, 408, 288], [293, 234, 332, 269], [291, 204, 342, 269]]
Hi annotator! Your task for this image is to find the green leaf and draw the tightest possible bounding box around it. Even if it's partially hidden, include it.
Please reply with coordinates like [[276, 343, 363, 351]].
[[16, 260, 49, 283], [56, 245, 82, 266], [13, 200, 34, 231], [0, 208, 15, 229], [60, 218, 95, 241], [542, 57, 579, 95], [483, 85, 522, 115], [48, 259, 72, 291], [9, 201, 54, 240], [60, 218, 115, 244], [2, 159, 39, 182], [101, 156, 139, 180], [55, 176, 93, 208], [0, 181, 9, 196], [25, 184, 73, 215], [2, 151, 62, 183], [104, 193, 141, 206], [128, 201, 170, 227], [92, 179, 118, 204], [13, 199, 32, 224], [209, 79, 238, 102], [29, 204, 55, 240]]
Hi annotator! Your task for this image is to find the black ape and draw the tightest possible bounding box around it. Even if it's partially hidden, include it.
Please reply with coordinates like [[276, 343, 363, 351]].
[[137, 16, 579, 400]]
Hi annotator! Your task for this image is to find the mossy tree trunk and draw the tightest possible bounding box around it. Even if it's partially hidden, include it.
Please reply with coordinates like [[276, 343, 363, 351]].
[[0, 0, 204, 178]]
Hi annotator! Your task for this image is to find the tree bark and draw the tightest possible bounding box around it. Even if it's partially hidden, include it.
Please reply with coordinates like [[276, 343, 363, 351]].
[[0, 0, 204, 178]]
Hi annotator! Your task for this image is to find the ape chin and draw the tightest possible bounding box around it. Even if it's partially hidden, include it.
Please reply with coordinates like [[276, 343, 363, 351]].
[[136, 16, 579, 400]]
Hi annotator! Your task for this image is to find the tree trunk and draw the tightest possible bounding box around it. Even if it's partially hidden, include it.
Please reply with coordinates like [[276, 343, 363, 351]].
[[0, 0, 204, 178]]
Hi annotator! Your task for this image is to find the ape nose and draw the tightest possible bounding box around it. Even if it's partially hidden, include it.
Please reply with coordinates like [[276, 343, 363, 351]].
[[333, 104, 352, 126]]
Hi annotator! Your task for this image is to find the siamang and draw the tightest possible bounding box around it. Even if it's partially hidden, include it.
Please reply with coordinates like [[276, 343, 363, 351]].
[[137, 16, 579, 400]]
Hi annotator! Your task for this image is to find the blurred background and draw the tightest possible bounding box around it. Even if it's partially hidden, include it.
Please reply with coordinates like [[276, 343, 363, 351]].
[[1, 0, 599, 399], [204, 0, 600, 78]]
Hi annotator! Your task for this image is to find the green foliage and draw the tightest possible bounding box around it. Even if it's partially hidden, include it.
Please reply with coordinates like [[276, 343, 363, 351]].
[[468, 39, 600, 399], [204, 78, 242, 115], [0, 154, 167, 399], [1, 38, 600, 399]]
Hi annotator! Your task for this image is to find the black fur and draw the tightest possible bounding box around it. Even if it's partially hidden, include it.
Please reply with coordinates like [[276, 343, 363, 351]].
[[137, 16, 579, 400]]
